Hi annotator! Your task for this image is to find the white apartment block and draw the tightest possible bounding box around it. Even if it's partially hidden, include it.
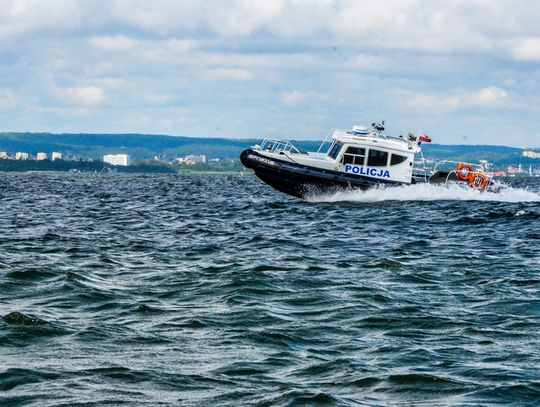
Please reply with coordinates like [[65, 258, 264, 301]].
[[36, 152, 47, 160], [52, 152, 62, 161], [523, 150, 540, 159], [177, 155, 207, 165], [103, 154, 131, 166], [15, 152, 29, 160]]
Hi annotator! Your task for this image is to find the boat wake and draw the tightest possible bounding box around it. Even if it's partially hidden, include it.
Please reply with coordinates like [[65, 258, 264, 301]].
[[307, 182, 540, 203]]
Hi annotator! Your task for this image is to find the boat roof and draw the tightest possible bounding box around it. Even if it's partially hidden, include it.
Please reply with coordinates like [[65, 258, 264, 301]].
[[331, 128, 421, 154]]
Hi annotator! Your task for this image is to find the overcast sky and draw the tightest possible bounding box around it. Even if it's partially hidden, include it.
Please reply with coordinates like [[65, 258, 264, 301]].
[[1, 0, 539, 147]]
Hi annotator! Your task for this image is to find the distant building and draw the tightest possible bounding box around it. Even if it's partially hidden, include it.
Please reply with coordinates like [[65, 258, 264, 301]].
[[0, 151, 7, 159], [15, 152, 29, 160], [479, 160, 492, 171], [523, 150, 540, 159], [103, 154, 131, 166], [488, 171, 507, 178], [507, 165, 526, 175], [36, 152, 47, 161], [51, 152, 62, 161], [176, 155, 207, 165]]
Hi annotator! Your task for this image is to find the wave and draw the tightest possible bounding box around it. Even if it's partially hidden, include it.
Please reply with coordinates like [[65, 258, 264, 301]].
[[1, 173, 539, 406], [307, 182, 540, 203]]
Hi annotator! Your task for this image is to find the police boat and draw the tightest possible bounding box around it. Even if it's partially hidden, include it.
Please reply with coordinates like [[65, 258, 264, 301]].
[[240, 122, 494, 198]]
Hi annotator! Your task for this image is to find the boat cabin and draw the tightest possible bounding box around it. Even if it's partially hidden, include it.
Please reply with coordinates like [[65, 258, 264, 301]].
[[324, 127, 420, 183]]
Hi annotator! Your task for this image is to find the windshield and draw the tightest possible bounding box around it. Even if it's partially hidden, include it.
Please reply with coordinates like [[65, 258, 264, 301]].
[[327, 142, 342, 160]]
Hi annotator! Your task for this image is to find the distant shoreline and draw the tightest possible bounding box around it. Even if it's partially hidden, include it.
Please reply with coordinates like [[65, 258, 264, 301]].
[[0, 160, 174, 174], [1, 132, 538, 167], [0, 159, 246, 174]]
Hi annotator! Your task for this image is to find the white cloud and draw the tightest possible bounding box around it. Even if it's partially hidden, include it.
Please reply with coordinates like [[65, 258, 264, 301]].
[[406, 93, 461, 111], [328, 1, 495, 53], [0, 0, 82, 42], [402, 87, 509, 111], [0, 90, 18, 110], [0, 0, 538, 56], [281, 91, 304, 106], [206, 68, 256, 81], [106, 0, 284, 37], [512, 37, 540, 61], [0, 1, 540, 145], [166, 39, 195, 54], [280, 90, 327, 106], [62, 86, 105, 107], [354, 54, 393, 71], [89, 36, 137, 52], [146, 93, 174, 106], [207, 0, 284, 36], [468, 87, 508, 107], [138, 39, 196, 65]]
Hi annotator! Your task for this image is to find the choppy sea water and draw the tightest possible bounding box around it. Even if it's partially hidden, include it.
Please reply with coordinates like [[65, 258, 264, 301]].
[[0, 172, 539, 407]]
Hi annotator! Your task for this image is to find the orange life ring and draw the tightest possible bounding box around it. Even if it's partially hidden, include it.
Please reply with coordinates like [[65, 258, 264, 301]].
[[469, 173, 489, 190], [456, 163, 474, 180]]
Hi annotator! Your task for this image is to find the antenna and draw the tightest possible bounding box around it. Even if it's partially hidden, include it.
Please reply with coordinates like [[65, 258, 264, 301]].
[[372, 121, 385, 132]]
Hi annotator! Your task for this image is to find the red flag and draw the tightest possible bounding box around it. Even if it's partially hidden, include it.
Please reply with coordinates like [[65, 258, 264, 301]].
[[419, 134, 432, 143]]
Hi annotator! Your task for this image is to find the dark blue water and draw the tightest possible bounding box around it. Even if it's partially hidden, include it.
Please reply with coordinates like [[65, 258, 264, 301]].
[[1, 172, 539, 406]]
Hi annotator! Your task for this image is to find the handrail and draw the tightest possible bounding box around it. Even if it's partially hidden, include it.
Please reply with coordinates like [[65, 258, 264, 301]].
[[433, 160, 483, 173], [413, 150, 429, 182], [317, 129, 337, 154], [258, 138, 301, 154]]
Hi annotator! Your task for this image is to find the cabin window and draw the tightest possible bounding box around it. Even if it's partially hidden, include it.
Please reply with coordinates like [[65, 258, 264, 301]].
[[367, 149, 388, 167], [390, 154, 407, 166], [328, 142, 342, 160], [342, 147, 365, 166]]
